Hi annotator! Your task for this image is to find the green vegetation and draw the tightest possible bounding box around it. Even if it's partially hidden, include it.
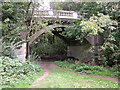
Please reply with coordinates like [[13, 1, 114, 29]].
[[13, 70, 44, 88], [1, 1, 119, 89], [52, 2, 119, 66], [31, 34, 67, 56], [54, 60, 119, 78], [2, 2, 27, 43], [37, 69, 118, 88], [0, 56, 42, 88]]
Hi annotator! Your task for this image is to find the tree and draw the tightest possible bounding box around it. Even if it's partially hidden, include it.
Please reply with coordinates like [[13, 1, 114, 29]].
[[2, 2, 28, 42], [51, 2, 119, 66], [1, 2, 29, 58]]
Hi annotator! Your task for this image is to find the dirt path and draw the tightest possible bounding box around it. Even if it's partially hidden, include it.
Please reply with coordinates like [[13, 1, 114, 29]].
[[30, 61, 118, 88], [29, 61, 59, 88]]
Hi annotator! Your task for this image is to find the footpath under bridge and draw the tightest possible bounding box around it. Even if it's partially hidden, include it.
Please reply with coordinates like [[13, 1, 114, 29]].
[[17, 10, 81, 62], [18, 10, 103, 63]]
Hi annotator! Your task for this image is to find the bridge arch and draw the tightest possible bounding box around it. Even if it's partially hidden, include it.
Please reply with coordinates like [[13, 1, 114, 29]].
[[19, 24, 104, 62], [28, 24, 68, 44]]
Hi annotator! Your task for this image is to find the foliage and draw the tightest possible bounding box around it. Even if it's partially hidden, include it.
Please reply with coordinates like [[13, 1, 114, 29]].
[[1, 40, 23, 58], [80, 13, 117, 35], [51, 2, 119, 66], [111, 65, 120, 79], [54, 60, 119, 78], [61, 13, 119, 66], [2, 2, 27, 21], [51, 2, 119, 20], [0, 56, 41, 88], [1, 2, 44, 89], [2, 2, 27, 42], [28, 18, 48, 37], [62, 13, 117, 41], [61, 21, 84, 41], [27, 51, 41, 61], [12, 70, 44, 88], [31, 34, 67, 56]]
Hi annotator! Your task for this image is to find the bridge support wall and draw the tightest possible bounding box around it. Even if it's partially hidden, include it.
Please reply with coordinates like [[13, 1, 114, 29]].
[[15, 43, 26, 62]]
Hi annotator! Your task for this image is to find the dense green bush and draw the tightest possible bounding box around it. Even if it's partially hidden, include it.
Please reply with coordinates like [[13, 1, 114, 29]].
[[111, 65, 120, 79], [74, 64, 106, 74], [1, 40, 23, 58], [54, 60, 119, 78], [0, 56, 41, 88]]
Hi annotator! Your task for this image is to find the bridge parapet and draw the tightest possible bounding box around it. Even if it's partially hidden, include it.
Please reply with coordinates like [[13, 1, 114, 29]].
[[33, 10, 81, 19]]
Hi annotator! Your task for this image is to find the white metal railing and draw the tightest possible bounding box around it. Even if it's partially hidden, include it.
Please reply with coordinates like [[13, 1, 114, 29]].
[[32, 10, 80, 19]]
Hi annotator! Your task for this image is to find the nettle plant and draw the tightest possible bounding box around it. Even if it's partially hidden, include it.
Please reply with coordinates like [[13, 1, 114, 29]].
[[80, 13, 117, 36]]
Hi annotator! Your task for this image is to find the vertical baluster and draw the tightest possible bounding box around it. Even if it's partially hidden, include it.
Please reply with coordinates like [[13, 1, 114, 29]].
[[63, 12, 66, 16], [62, 12, 64, 16], [45, 11, 47, 16], [46, 11, 48, 16], [60, 12, 62, 16], [44, 11, 45, 16], [66, 12, 68, 16], [69, 12, 70, 16], [46, 11, 47, 16], [69, 12, 71, 17], [73, 12, 78, 18], [71, 12, 73, 17], [38, 11, 39, 16], [57, 11, 59, 17], [42, 11, 43, 15], [44, 11, 45, 15], [49, 10, 53, 16], [58, 11, 60, 16]]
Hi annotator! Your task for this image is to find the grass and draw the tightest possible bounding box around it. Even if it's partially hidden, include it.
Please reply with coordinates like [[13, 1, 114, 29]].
[[36, 69, 118, 88], [12, 70, 44, 88], [54, 61, 116, 77]]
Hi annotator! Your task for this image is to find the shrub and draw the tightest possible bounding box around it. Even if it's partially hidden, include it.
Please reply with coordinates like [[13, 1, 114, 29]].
[[1, 40, 23, 58], [54, 60, 114, 77], [0, 56, 41, 88], [111, 65, 120, 79], [74, 64, 105, 74]]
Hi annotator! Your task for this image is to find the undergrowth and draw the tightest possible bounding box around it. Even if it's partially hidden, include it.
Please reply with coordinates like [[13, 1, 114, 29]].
[[0, 56, 41, 88], [54, 59, 119, 78]]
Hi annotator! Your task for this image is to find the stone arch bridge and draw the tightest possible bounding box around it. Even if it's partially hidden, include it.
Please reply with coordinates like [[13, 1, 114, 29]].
[[16, 10, 104, 63]]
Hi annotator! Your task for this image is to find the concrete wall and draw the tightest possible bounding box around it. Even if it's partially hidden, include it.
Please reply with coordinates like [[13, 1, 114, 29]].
[[67, 45, 92, 62], [15, 43, 26, 62]]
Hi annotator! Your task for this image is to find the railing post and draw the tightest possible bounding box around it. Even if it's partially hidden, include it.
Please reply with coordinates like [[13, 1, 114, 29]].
[[49, 10, 53, 16], [73, 12, 78, 19]]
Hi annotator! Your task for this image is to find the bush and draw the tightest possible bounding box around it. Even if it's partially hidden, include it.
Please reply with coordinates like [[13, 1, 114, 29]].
[[0, 56, 41, 88], [74, 64, 105, 74], [111, 65, 120, 79], [1, 40, 23, 58], [54, 60, 115, 77]]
